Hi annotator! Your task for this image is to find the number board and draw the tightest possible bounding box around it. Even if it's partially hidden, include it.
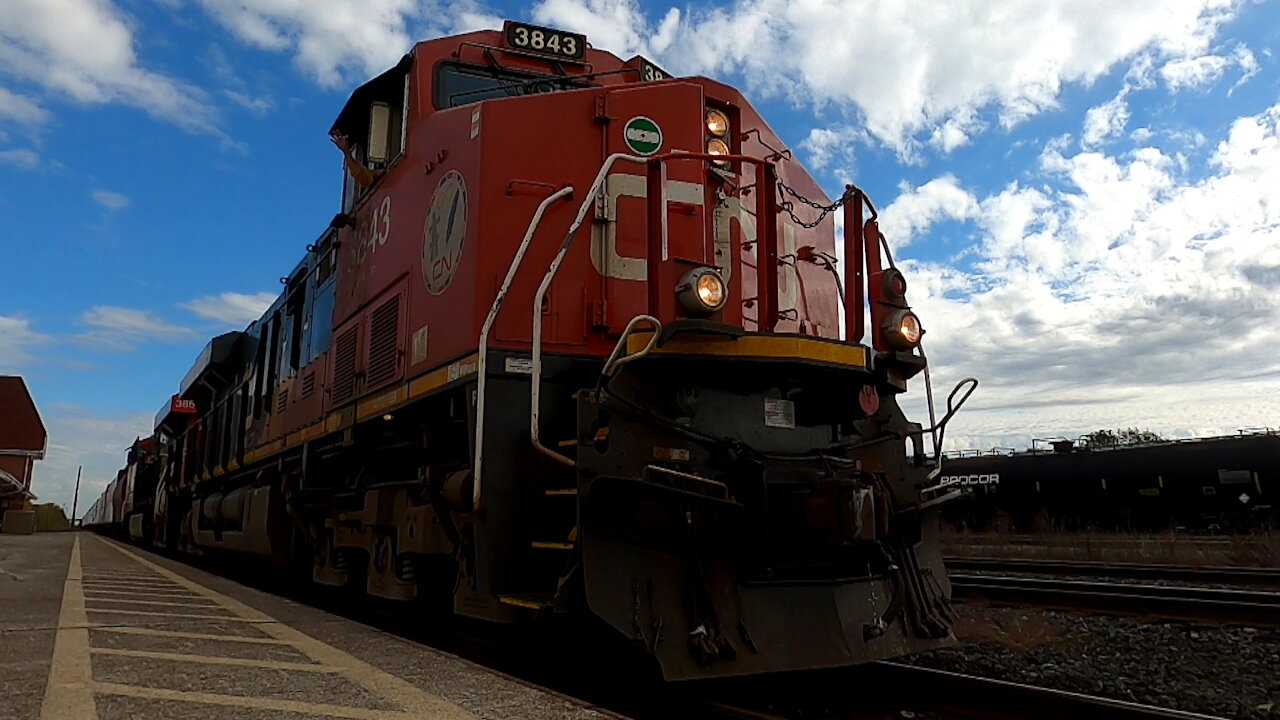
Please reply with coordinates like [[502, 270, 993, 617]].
[[635, 57, 672, 83], [170, 395, 197, 414], [502, 21, 586, 61]]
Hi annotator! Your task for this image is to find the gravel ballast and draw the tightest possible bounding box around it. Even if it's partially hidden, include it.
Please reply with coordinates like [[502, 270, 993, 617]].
[[904, 602, 1280, 719]]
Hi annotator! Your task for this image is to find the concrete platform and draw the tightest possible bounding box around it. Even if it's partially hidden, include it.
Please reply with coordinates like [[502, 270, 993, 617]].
[[0, 532, 620, 720]]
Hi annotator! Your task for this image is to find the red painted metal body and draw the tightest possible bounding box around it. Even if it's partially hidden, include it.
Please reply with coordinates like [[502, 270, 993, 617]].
[[294, 31, 842, 438]]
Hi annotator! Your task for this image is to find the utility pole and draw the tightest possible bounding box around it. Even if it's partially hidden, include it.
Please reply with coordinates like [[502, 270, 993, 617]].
[[71, 466, 81, 526]]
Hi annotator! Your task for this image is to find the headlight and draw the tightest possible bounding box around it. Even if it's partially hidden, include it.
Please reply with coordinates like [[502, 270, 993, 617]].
[[885, 310, 923, 349], [706, 138, 730, 166], [676, 267, 728, 316], [706, 109, 730, 137]]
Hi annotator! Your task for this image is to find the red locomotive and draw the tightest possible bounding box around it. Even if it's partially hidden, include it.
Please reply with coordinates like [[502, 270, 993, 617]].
[[84, 21, 966, 679]]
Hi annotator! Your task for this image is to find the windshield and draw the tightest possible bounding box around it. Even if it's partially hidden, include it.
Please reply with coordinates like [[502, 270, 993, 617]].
[[435, 63, 588, 108]]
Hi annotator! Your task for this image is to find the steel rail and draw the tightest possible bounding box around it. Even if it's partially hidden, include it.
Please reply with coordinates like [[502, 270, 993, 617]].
[[946, 556, 1280, 586], [949, 573, 1280, 626], [694, 662, 1231, 720], [868, 662, 1232, 720]]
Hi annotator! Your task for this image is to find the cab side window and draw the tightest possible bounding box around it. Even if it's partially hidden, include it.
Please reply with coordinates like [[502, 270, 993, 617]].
[[332, 61, 410, 211]]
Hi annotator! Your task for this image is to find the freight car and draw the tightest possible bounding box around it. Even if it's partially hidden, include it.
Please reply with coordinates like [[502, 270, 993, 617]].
[[940, 432, 1279, 532], [83, 21, 973, 680], [81, 437, 161, 537]]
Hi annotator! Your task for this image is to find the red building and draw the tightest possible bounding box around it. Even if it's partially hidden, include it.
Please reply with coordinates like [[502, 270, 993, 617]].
[[0, 376, 46, 532]]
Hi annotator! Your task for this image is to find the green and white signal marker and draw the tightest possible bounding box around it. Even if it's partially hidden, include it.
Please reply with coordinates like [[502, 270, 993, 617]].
[[624, 116, 663, 155]]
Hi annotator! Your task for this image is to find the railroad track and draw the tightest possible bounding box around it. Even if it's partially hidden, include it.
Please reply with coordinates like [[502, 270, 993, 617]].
[[698, 663, 1232, 720], [946, 556, 1280, 586], [949, 572, 1280, 626], [867, 663, 1232, 720]]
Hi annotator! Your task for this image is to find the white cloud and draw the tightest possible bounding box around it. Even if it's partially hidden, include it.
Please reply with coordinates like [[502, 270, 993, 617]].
[[76, 306, 193, 350], [223, 89, 273, 115], [1160, 53, 1231, 90], [33, 405, 154, 515], [1227, 44, 1260, 93], [534, 0, 681, 58], [0, 148, 39, 168], [799, 125, 860, 175], [193, 0, 500, 88], [896, 102, 1280, 449], [940, 377, 1280, 455], [1160, 44, 1258, 91], [1082, 93, 1131, 147], [0, 0, 223, 138], [879, 174, 979, 247], [91, 189, 130, 211], [928, 115, 980, 153], [181, 291, 275, 327], [0, 85, 49, 126], [0, 315, 48, 372], [532, 0, 1242, 158]]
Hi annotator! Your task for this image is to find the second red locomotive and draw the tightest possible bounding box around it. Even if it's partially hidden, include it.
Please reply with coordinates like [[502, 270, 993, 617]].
[[84, 21, 964, 680]]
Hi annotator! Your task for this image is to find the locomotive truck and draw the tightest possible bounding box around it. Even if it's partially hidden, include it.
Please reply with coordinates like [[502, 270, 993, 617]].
[[84, 21, 970, 680]]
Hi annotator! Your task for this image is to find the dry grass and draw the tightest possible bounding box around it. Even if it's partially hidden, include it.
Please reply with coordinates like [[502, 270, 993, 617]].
[[951, 606, 1068, 651], [942, 528, 1280, 567]]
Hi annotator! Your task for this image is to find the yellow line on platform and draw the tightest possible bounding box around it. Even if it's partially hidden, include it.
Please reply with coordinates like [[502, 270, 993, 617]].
[[81, 573, 183, 586], [83, 597, 220, 608], [90, 647, 337, 673], [40, 534, 96, 720], [92, 626, 290, 645], [100, 537, 480, 719], [89, 682, 417, 720], [79, 584, 200, 594], [82, 608, 265, 621]]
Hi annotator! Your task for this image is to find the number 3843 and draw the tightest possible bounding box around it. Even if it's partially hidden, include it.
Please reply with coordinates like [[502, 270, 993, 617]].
[[504, 22, 585, 60]]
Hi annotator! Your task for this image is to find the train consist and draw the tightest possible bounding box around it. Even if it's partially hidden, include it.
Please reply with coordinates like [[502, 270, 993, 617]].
[[83, 22, 969, 679], [941, 432, 1279, 532]]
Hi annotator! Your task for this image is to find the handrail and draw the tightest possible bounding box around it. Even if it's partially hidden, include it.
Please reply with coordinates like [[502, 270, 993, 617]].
[[529, 150, 787, 468], [600, 315, 662, 377], [531, 153, 652, 467], [472, 185, 574, 509], [642, 151, 780, 331]]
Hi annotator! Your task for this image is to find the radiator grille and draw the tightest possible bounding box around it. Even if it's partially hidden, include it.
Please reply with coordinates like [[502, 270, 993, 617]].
[[300, 371, 316, 399], [331, 327, 358, 404], [366, 296, 401, 389]]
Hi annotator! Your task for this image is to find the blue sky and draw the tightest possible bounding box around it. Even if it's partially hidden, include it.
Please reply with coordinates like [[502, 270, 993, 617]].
[[3, 0, 1280, 512]]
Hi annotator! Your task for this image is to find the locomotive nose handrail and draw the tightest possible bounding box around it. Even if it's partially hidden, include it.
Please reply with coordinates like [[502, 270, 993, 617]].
[[641, 152, 781, 331], [519, 151, 786, 503], [494, 146, 793, 504]]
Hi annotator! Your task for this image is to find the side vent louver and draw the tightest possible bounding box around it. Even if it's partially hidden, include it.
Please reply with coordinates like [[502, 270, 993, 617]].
[[300, 371, 316, 399], [331, 327, 358, 404], [366, 295, 401, 389], [276, 388, 289, 414]]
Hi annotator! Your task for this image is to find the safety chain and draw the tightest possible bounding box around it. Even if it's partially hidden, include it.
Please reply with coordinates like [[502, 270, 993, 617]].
[[776, 181, 858, 229]]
